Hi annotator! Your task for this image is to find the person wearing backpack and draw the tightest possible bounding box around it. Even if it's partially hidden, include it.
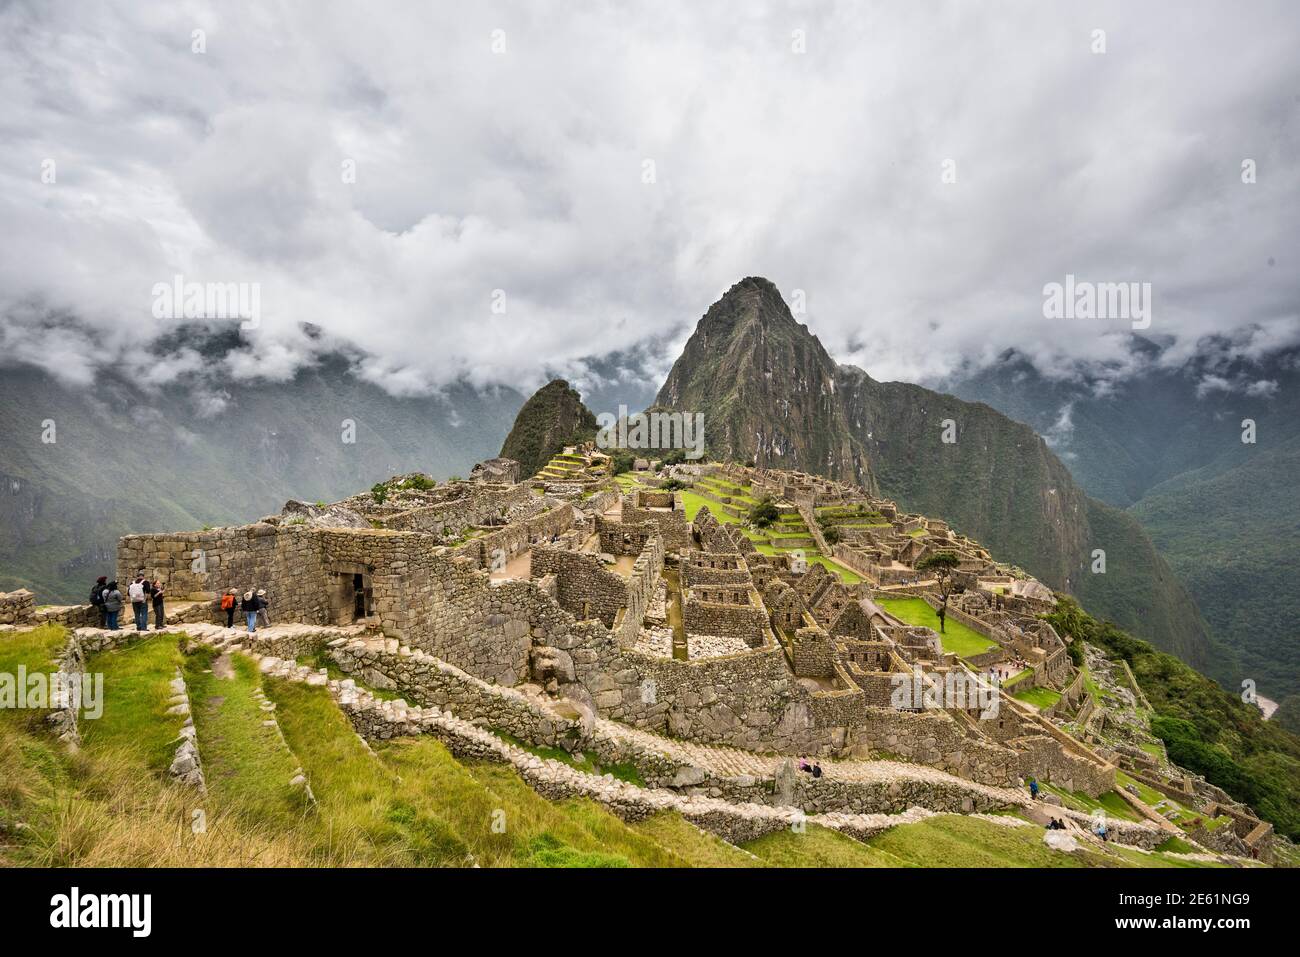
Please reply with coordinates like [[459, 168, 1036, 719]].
[[101, 581, 123, 630], [128, 576, 148, 631], [220, 588, 237, 628], [241, 590, 259, 634], [90, 576, 108, 627]]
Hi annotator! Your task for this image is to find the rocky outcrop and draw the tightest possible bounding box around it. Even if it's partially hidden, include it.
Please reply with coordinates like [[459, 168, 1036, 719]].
[[500, 379, 598, 478]]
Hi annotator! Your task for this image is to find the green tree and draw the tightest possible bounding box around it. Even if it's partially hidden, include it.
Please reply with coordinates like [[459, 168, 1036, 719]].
[[916, 550, 961, 633], [748, 497, 779, 528]]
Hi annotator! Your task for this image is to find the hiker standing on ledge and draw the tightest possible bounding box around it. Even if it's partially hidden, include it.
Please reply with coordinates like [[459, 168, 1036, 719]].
[[256, 588, 271, 628], [102, 581, 123, 631], [128, 576, 147, 631], [151, 579, 166, 630], [221, 588, 237, 628], [90, 576, 108, 628], [241, 589, 259, 634]]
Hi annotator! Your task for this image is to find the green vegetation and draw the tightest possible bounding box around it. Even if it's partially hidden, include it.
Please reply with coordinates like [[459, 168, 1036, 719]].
[[631, 813, 764, 867], [748, 496, 779, 528], [1011, 685, 1062, 710], [370, 483, 388, 504], [184, 647, 310, 824], [1045, 595, 1300, 839], [400, 474, 436, 491], [876, 597, 996, 658], [80, 634, 187, 772], [915, 550, 961, 633], [499, 379, 598, 478], [680, 491, 741, 524], [743, 824, 901, 867], [1131, 437, 1300, 702]]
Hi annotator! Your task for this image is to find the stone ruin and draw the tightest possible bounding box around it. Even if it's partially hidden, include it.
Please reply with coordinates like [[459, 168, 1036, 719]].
[[92, 458, 1142, 803]]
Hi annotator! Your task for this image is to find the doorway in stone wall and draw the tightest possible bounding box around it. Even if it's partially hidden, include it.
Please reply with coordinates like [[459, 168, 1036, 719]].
[[351, 573, 373, 621]]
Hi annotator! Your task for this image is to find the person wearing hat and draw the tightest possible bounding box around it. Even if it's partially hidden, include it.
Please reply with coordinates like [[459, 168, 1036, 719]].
[[256, 588, 271, 628], [240, 589, 259, 634]]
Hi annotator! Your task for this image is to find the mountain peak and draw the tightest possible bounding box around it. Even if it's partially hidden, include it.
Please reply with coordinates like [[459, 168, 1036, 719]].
[[701, 276, 802, 336], [499, 379, 597, 478]]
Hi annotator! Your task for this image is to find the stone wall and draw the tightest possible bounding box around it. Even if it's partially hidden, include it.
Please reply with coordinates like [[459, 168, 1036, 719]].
[[0, 589, 35, 625], [530, 548, 630, 627], [682, 595, 769, 648], [620, 498, 690, 550], [449, 503, 577, 570]]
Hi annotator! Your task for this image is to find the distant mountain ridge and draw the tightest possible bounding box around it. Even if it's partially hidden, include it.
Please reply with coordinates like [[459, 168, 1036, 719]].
[[945, 345, 1300, 704], [653, 278, 1225, 679], [0, 333, 521, 602]]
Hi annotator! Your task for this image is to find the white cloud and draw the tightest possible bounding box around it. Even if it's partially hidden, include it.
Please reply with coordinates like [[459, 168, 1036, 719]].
[[1, 0, 1297, 398]]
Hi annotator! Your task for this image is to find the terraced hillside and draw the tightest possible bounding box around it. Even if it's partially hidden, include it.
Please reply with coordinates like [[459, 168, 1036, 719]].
[[681, 475, 863, 584], [0, 622, 1256, 868]]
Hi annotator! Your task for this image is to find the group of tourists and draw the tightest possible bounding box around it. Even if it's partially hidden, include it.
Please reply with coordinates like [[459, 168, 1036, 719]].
[[88, 575, 271, 634], [797, 759, 823, 778], [90, 573, 165, 631], [219, 588, 271, 633]]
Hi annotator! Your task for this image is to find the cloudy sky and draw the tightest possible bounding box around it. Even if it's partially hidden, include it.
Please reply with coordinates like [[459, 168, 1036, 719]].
[[1, 0, 1297, 403]]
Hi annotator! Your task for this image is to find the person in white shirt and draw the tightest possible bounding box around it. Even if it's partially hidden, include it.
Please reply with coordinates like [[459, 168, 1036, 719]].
[[128, 577, 148, 631]]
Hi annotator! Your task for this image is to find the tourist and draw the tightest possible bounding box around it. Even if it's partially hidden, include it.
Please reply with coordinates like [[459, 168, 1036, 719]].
[[128, 576, 148, 631], [256, 588, 271, 627], [241, 590, 259, 634], [151, 579, 165, 629], [1028, 777, 1039, 800], [221, 588, 238, 628], [102, 581, 123, 630], [89, 575, 108, 627], [812, 763, 823, 779]]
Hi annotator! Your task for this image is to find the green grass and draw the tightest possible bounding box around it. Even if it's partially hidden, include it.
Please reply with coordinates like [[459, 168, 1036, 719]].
[[1038, 782, 1142, 822], [80, 634, 186, 772], [266, 676, 684, 867], [0, 624, 68, 724], [875, 597, 997, 657], [184, 648, 309, 824], [1012, 686, 1062, 710], [866, 814, 1090, 867], [1003, 667, 1034, 688], [680, 491, 742, 524], [743, 824, 904, 867], [1155, 835, 1197, 855], [631, 812, 765, 867], [265, 676, 471, 866], [456, 759, 687, 867]]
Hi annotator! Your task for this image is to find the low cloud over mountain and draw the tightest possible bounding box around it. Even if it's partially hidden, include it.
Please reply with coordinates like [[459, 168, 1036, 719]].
[[2, 0, 1298, 401]]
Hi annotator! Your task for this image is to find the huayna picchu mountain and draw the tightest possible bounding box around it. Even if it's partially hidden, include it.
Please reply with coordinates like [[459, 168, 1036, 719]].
[[656, 278, 873, 489], [655, 278, 1224, 680], [499, 378, 599, 478]]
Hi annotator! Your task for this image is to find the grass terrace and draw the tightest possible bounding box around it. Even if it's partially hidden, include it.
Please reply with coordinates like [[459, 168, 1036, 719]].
[[875, 597, 998, 658], [1011, 685, 1062, 711]]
